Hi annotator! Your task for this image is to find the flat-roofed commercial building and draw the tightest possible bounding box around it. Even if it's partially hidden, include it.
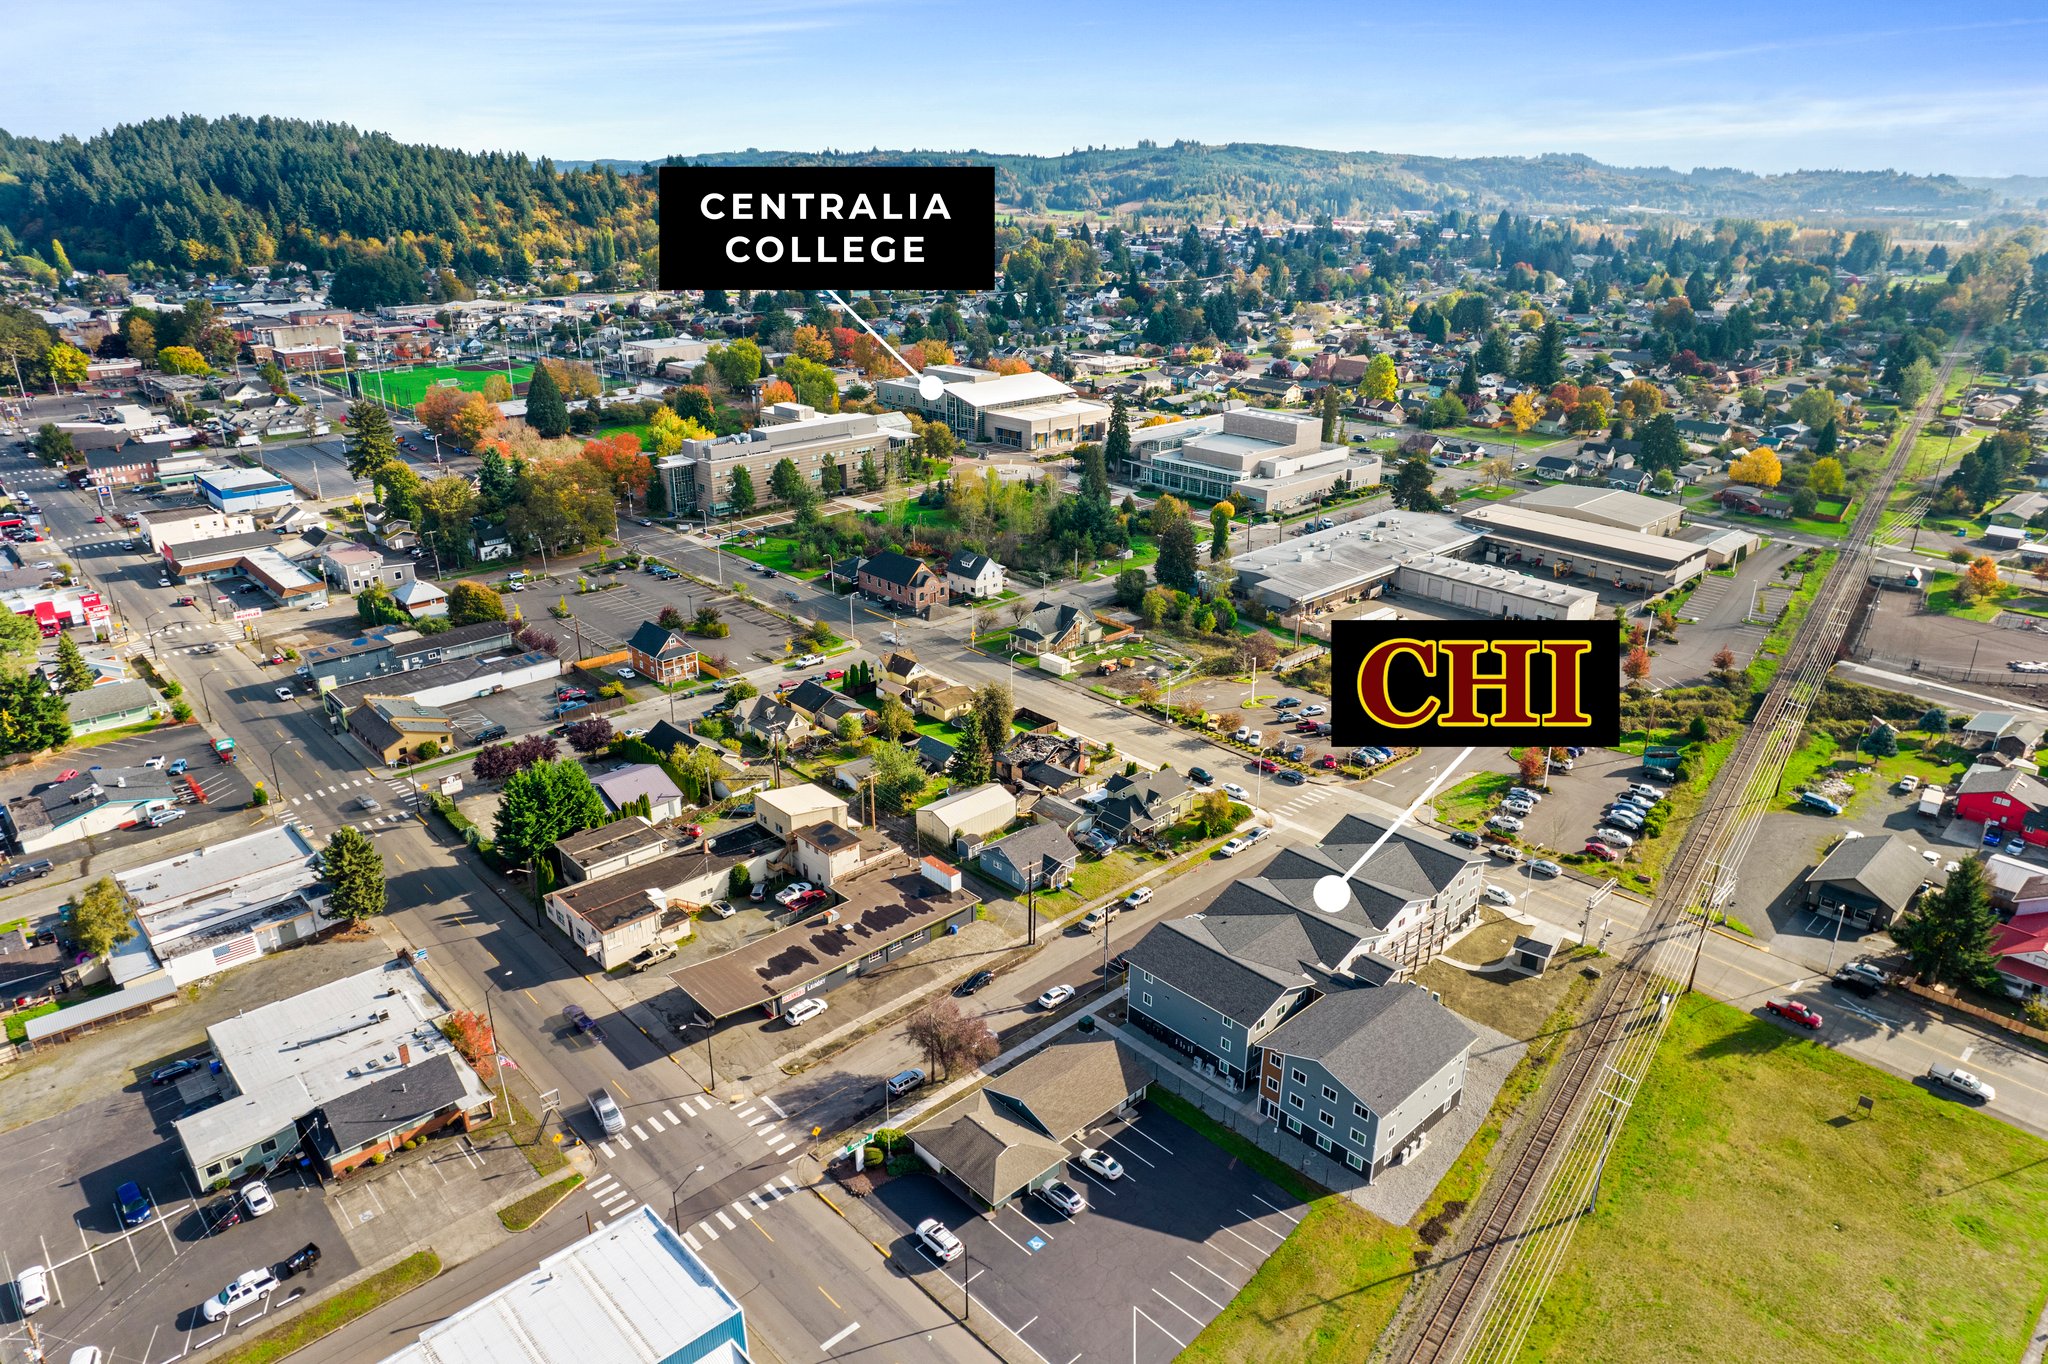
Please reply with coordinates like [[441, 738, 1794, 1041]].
[[1390, 555, 1599, 620], [878, 365, 1109, 452], [1512, 484, 1684, 537], [654, 403, 906, 518], [1119, 408, 1383, 514], [1458, 503, 1709, 594], [1231, 511, 1479, 615]]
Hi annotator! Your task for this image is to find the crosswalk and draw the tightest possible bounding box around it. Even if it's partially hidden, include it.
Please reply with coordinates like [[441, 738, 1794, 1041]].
[[592, 1093, 804, 1164], [279, 775, 422, 838], [581, 1169, 807, 1252]]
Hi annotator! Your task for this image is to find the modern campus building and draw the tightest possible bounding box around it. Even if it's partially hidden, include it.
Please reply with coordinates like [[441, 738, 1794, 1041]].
[[877, 364, 1109, 452], [1117, 408, 1384, 514], [653, 403, 907, 518]]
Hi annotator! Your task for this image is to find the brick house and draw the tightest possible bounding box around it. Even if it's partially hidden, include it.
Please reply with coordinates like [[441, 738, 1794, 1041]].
[[625, 620, 701, 686], [857, 551, 944, 616]]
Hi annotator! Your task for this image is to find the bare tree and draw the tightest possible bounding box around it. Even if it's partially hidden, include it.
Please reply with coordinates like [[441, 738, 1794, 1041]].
[[1006, 599, 1031, 627], [904, 999, 998, 1080]]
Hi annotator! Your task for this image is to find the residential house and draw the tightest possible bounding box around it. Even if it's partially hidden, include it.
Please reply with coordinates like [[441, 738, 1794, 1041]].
[[914, 734, 957, 774], [791, 821, 893, 889], [1961, 712, 2045, 758], [754, 784, 851, 841], [879, 651, 925, 696], [946, 550, 1006, 601], [64, 679, 163, 736], [592, 764, 687, 822], [1256, 982, 1476, 1178], [392, 579, 447, 620], [1956, 765, 2048, 848], [543, 854, 700, 970], [1801, 832, 1929, 930], [910, 677, 977, 723], [556, 816, 673, 883], [733, 696, 814, 748], [978, 823, 1081, 894], [625, 621, 701, 687], [1009, 603, 1103, 659], [1531, 455, 1577, 481], [915, 783, 1018, 852], [321, 544, 415, 594], [1091, 769, 1193, 845], [1990, 904, 2048, 1000], [857, 552, 944, 617], [995, 732, 1091, 792]]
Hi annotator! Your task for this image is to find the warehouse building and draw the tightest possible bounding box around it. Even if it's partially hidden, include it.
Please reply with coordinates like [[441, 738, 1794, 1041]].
[[1511, 484, 1684, 537], [198, 467, 299, 515], [1389, 556, 1599, 620], [1457, 504, 1709, 594], [1230, 511, 1479, 616]]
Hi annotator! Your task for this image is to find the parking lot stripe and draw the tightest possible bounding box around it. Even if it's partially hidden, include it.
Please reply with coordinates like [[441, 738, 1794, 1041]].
[[1124, 1122, 1176, 1155], [1222, 1224, 1272, 1255], [697, 1220, 720, 1241], [644, 1115, 664, 1133], [984, 1217, 1035, 1255], [1101, 1133, 1157, 1169], [1188, 1253, 1241, 1289], [715, 1210, 736, 1230], [1135, 1306, 1188, 1350], [1253, 1193, 1299, 1224], [662, 1108, 680, 1124], [1171, 1270, 1225, 1309], [1152, 1288, 1204, 1325], [1199, 1240, 1249, 1272]]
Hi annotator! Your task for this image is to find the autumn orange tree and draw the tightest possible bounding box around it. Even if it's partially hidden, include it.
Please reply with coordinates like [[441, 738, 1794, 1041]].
[[758, 378, 796, 406], [441, 1010, 497, 1078], [450, 392, 503, 448], [414, 384, 467, 437], [581, 432, 650, 501], [1518, 749, 1548, 784], [1960, 554, 2003, 602], [790, 324, 833, 364], [1623, 645, 1652, 688]]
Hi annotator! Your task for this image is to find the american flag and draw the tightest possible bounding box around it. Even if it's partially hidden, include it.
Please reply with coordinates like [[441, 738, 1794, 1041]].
[[213, 937, 258, 966]]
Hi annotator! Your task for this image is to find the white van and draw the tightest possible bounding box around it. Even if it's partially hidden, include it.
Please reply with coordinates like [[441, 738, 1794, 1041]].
[[785, 998, 827, 1026]]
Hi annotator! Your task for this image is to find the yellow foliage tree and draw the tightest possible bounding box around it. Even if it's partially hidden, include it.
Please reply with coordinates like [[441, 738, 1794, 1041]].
[[1505, 393, 1539, 432], [1727, 447, 1783, 488], [1963, 555, 2003, 602], [450, 392, 503, 449]]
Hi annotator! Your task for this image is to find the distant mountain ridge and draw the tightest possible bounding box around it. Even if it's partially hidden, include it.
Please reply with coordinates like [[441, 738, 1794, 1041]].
[[569, 142, 1997, 218]]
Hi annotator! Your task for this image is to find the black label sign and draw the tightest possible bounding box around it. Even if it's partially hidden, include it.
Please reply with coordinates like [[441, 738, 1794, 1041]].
[[658, 166, 995, 291], [1329, 619, 1620, 748]]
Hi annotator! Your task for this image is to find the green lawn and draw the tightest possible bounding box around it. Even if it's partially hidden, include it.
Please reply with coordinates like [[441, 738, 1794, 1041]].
[[498, 1172, 583, 1230], [362, 363, 533, 411], [1922, 571, 2011, 621], [867, 499, 957, 531], [1442, 424, 1565, 449], [722, 536, 825, 580], [1750, 551, 1839, 686], [1436, 770, 1514, 828], [1519, 996, 2048, 1364]]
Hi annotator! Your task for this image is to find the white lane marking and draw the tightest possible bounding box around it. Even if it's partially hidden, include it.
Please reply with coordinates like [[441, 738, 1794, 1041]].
[[1253, 1194, 1300, 1224], [1135, 1305, 1189, 1348], [779, 1174, 800, 1191], [746, 1115, 769, 1128], [682, 1230, 702, 1251], [613, 1136, 631, 1151], [762, 1095, 788, 1119], [1188, 1254, 1240, 1288], [749, 1191, 771, 1209], [631, 1124, 649, 1140], [715, 1210, 736, 1230], [818, 1322, 859, 1352], [759, 1126, 781, 1143]]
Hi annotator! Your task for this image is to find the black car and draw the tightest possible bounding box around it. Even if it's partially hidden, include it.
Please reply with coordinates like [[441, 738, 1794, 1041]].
[[150, 1057, 203, 1086], [1277, 768, 1307, 785], [1829, 971, 1880, 997], [1189, 767, 1213, 785], [0, 859, 53, 886], [1449, 829, 1482, 849], [472, 723, 508, 743], [279, 1242, 322, 1279], [954, 970, 996, 998]]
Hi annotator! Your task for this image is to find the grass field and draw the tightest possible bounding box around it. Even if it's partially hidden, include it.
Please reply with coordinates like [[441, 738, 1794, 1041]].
[[215, 1250, 440, 1364], [1435, 769, 1514, 829], [1922, 571, 2010, 621], [362, 363, 533, 410], [1518, 996, 2048, 1363], [723, 535, 825, 579]]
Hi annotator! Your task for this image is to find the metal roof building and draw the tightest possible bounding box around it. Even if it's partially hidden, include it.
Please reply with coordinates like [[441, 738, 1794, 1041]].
[[377, 1206, 748, 1364]]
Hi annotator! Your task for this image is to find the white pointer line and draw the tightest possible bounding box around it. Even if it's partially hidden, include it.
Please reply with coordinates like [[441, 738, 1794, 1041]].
[[1339, 745, 1475, 881]]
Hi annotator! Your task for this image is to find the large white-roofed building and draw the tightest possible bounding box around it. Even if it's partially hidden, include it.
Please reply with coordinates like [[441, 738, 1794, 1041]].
[[1511, 484, 1684, 537], [877, 364, 1109, 452], [1458, 503, 1710, 594], [376, 1206, 748, 1364], [1118, 408, 1384, 514]]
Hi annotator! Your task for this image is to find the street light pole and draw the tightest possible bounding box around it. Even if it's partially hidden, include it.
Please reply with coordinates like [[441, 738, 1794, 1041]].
[[670, 1164, 706, 1233]]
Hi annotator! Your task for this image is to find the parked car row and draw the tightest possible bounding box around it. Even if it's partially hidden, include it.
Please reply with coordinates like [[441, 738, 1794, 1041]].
[[1583, 781, 1663, 862]]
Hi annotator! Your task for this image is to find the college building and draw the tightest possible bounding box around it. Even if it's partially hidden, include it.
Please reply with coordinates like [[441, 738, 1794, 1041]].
[[877, 364, 1109, 452], [1118, 408, 1384, 515], [653, 403, 907, 519]]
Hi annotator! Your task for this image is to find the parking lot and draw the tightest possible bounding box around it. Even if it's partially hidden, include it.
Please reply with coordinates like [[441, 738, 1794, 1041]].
[[1488, 748, 1655, 858], [871, 1104, 1306, 1364], [7, 728, 257, 863], [0, 1067, 357, 1364]]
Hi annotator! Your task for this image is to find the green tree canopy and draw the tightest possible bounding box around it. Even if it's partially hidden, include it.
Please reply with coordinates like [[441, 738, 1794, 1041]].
[[73, 876, 135, 959], [1892, 857, 2001, 990], [492, 758, 608, 865], [323, 826, 387, 922]]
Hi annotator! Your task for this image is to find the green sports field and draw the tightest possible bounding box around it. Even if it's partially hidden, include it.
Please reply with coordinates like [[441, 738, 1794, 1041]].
[[357, 363, 533, 410]]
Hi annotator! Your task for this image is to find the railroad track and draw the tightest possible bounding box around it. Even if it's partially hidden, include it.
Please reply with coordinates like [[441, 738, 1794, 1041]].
[[1394, 343, 1966, 1364]]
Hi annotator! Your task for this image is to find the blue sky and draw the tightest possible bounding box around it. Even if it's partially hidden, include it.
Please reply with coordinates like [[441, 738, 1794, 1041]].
[[6, 0, 2047, 176]]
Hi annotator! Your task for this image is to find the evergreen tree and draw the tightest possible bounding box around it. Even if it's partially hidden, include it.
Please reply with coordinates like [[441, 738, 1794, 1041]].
[[0, 672, 70, 752], [953, 719, 991, 786], [1103, 396, 1131, 487], [53, 633, 94, 693], [478, 447, 518, 511], [1155, 506, 1201, 594], [1892, 858, 2002, 990], [1637, 413, 1685, 473], [730, 465, 756, 516], [1210, 502, 1234, 562], [1081, 442, 1111, 505], [525, 361, 570, 438], [1518, 321, 1566, 386], [1477, 329, 1511, 375], [1815, 417, 1839, 456], [644, 470, 667, 517], [324, 826, 387, 922], [1457, 355, 1479, 398], [1319, 386, 1341, 443], [344, 399, 398, 480], [972, 680, 1014, 758]]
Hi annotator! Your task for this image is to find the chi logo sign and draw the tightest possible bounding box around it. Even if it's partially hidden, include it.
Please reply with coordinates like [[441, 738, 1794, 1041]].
[[1330, 620, 1620, 748]]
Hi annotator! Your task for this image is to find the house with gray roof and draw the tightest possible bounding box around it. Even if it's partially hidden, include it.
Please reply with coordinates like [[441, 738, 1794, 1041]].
[[978, 822, 1081, 894], [1092, 768, 1192, 844], [64, 679, 163, 736], [1257, 982, 1476, 1179], [1802, 832, 1929, 930]]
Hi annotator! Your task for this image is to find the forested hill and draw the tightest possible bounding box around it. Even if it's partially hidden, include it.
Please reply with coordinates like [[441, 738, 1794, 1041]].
[[0, 115, 657, 280], [0, 116, 1997, 288], [636, 143, 1992, 219]]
